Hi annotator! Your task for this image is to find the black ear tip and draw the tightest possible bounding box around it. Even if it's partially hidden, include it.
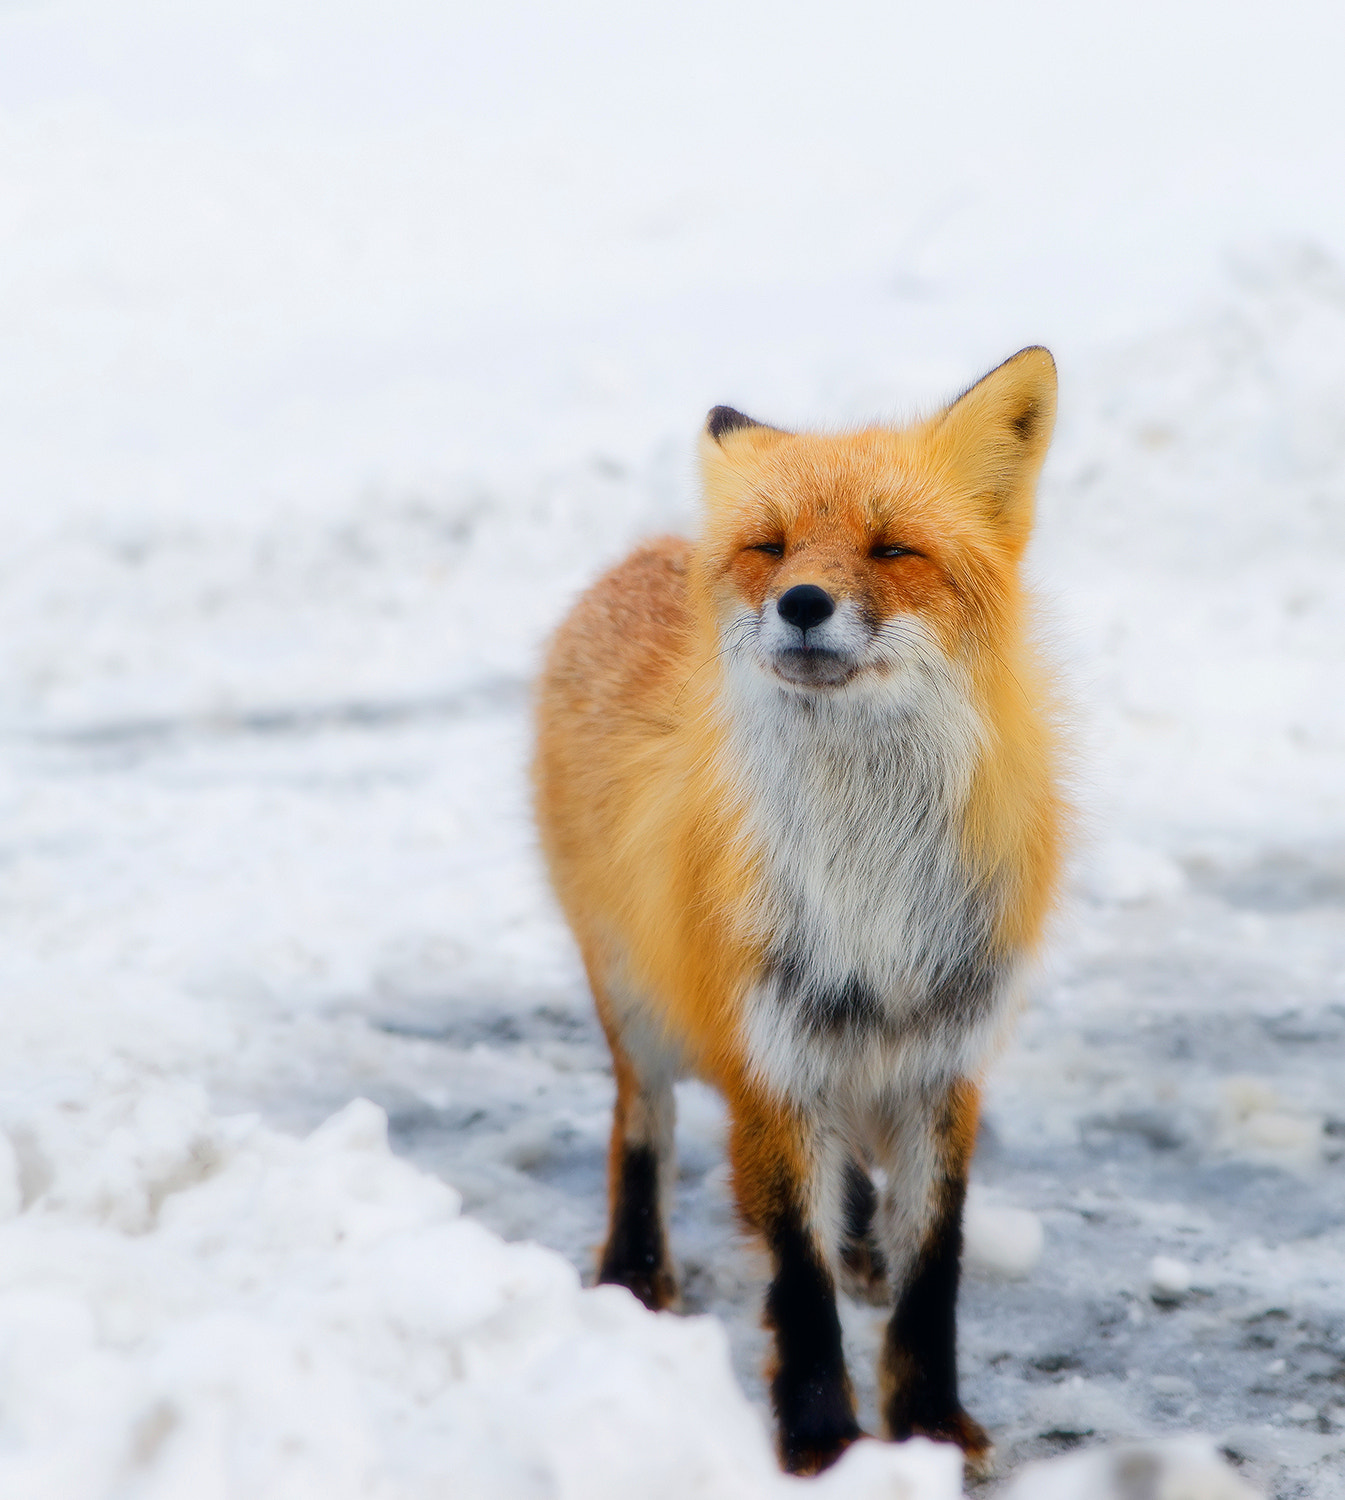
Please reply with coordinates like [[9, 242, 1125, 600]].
[[706, 405, 760, 442]]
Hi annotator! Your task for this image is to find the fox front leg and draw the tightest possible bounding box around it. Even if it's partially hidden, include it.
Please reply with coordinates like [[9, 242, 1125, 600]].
[[728, 1088, 861, 1474], [874, 1078, 992, 1472]]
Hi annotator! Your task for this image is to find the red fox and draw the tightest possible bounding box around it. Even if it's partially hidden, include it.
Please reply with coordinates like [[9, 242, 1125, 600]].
[[533, 348, 1065, 1475]]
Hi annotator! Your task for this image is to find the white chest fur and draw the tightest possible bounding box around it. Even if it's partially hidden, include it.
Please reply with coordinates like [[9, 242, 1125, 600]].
[[720, 636, 1015, 1104]]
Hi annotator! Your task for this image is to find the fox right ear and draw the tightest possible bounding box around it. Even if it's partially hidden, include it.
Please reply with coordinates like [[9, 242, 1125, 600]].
[[705, 406, 765, 443], [703, 405, 789, 445], [699, 408, 788, 492]]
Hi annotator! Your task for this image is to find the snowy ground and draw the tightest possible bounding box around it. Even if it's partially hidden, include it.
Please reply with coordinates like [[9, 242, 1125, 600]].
[[0, 2, 1343, 1497]]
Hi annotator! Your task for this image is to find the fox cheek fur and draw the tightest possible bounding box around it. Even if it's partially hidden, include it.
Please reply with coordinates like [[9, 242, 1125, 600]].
[[532, 348, 1066, 1476]]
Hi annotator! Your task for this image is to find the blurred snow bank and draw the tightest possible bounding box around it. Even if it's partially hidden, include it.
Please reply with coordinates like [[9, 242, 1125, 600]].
[[1079, 840, 1188, 906], [0, 1085, 963, 1500], [1039, 243, 1345, 845]]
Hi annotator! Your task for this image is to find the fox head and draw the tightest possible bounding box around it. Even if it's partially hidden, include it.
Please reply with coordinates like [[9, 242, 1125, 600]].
[[694, 347, 1056, 700]]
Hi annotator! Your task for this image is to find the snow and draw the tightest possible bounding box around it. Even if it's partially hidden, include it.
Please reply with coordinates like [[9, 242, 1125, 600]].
[[0, 1088, 960, 1499], [1000, 1439, 1261, 1500], [1150, 1257, 1195, 1304], [0, 0, 1342, 1496], [963, 1188, 1046, 1282]]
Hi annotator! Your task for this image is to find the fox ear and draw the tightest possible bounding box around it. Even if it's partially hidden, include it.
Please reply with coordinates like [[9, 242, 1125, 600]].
[[932, 346, 1057, 548], [698, 405, 788, 493], [705, 406, 768, 443], [702, 404, 788, 447]]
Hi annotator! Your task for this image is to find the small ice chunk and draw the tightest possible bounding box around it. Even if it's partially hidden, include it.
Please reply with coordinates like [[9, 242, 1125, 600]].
[[963, 1186, 1044, 1279], [1001, 1439, 1259, 1500], [1243, 1111, 1320, 1152], [1150, 1255, 1192, 1301], [1222, 1077, 1277, 1118], [1218, 1077, 1324, 1167]]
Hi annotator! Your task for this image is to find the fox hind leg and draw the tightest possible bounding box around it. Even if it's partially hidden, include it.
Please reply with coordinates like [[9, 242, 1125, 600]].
[[589, 967, 679, 1311], [837, 1155, 890, 1305]]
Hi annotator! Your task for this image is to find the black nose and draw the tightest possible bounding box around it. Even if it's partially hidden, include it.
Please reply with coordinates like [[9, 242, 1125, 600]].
[[776, 584, 835, 633]]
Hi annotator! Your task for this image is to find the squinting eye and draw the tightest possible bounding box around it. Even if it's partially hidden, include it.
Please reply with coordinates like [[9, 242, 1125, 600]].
[[871, 543, 917, 559], [749, 542, 784, 557]]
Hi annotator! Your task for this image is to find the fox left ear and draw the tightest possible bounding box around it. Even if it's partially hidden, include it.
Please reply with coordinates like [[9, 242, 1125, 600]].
[[931, 346, 1057, 549]]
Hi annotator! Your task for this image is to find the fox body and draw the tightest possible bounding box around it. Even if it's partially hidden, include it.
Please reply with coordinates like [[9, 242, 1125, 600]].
[[533, 348, 1065, 1474]]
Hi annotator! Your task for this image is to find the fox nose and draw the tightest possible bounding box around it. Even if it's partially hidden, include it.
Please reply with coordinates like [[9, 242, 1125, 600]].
[[776, 584, 835, 633]]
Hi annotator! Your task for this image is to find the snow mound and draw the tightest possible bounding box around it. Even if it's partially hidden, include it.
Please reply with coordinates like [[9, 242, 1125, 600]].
[[0, 1084, 963, 1500], [0, 1083, 1254, 1499]]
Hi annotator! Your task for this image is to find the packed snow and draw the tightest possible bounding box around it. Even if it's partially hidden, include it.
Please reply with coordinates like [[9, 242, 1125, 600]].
[[0, 2, 1342, 1496]]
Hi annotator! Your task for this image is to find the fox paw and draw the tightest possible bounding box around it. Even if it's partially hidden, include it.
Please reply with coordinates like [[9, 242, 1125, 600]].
[[897, 1409, 994, 1477], [780, 1423, 864, 1476], [597, 1262, 678, 1312]]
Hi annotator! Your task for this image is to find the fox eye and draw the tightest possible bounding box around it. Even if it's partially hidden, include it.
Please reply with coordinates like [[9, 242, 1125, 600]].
[[871, 542, 917, 559], [748, 542, 784, 558]]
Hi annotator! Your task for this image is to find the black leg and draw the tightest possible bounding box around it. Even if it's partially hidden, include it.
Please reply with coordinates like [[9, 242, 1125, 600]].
[[838, 1157, 889, 1303], [765, 1200, 862, 1474], [880, 1174, 989, 1462], [598, 1142, 676, 1310]]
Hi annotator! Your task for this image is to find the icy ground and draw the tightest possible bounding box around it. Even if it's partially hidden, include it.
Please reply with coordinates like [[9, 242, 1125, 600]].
[[1, 2, 1343, 1496], [1, 259, 1340, 1498]]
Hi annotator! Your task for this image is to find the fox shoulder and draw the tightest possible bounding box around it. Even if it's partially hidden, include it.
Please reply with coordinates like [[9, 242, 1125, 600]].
[[537, 536, 695, 725]]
